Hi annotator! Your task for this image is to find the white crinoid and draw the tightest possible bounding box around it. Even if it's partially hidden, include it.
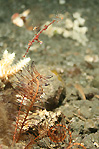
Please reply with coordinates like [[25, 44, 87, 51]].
[[0, 50, 30, 79]]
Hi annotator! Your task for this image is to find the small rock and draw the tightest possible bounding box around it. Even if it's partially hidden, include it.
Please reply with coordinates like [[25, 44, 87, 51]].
[[59, 0, 66, 5], [91, 75, 99, 88], [84, 119, 96, 130], [37, 65, 66, 110]]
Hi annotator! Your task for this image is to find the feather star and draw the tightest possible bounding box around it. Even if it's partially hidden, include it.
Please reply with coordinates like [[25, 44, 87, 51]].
[[0, 50, 30, 79]]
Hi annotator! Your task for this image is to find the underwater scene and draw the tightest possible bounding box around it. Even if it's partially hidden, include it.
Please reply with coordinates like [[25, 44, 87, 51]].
[[0, 0, 99, 148]]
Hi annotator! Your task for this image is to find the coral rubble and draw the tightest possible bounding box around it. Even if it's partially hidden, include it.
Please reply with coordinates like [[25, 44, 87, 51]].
[[42, 12, 88, 45]]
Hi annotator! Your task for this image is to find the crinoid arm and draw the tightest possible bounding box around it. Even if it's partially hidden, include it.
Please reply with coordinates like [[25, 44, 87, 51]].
[[11, 62, 47, 145]]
